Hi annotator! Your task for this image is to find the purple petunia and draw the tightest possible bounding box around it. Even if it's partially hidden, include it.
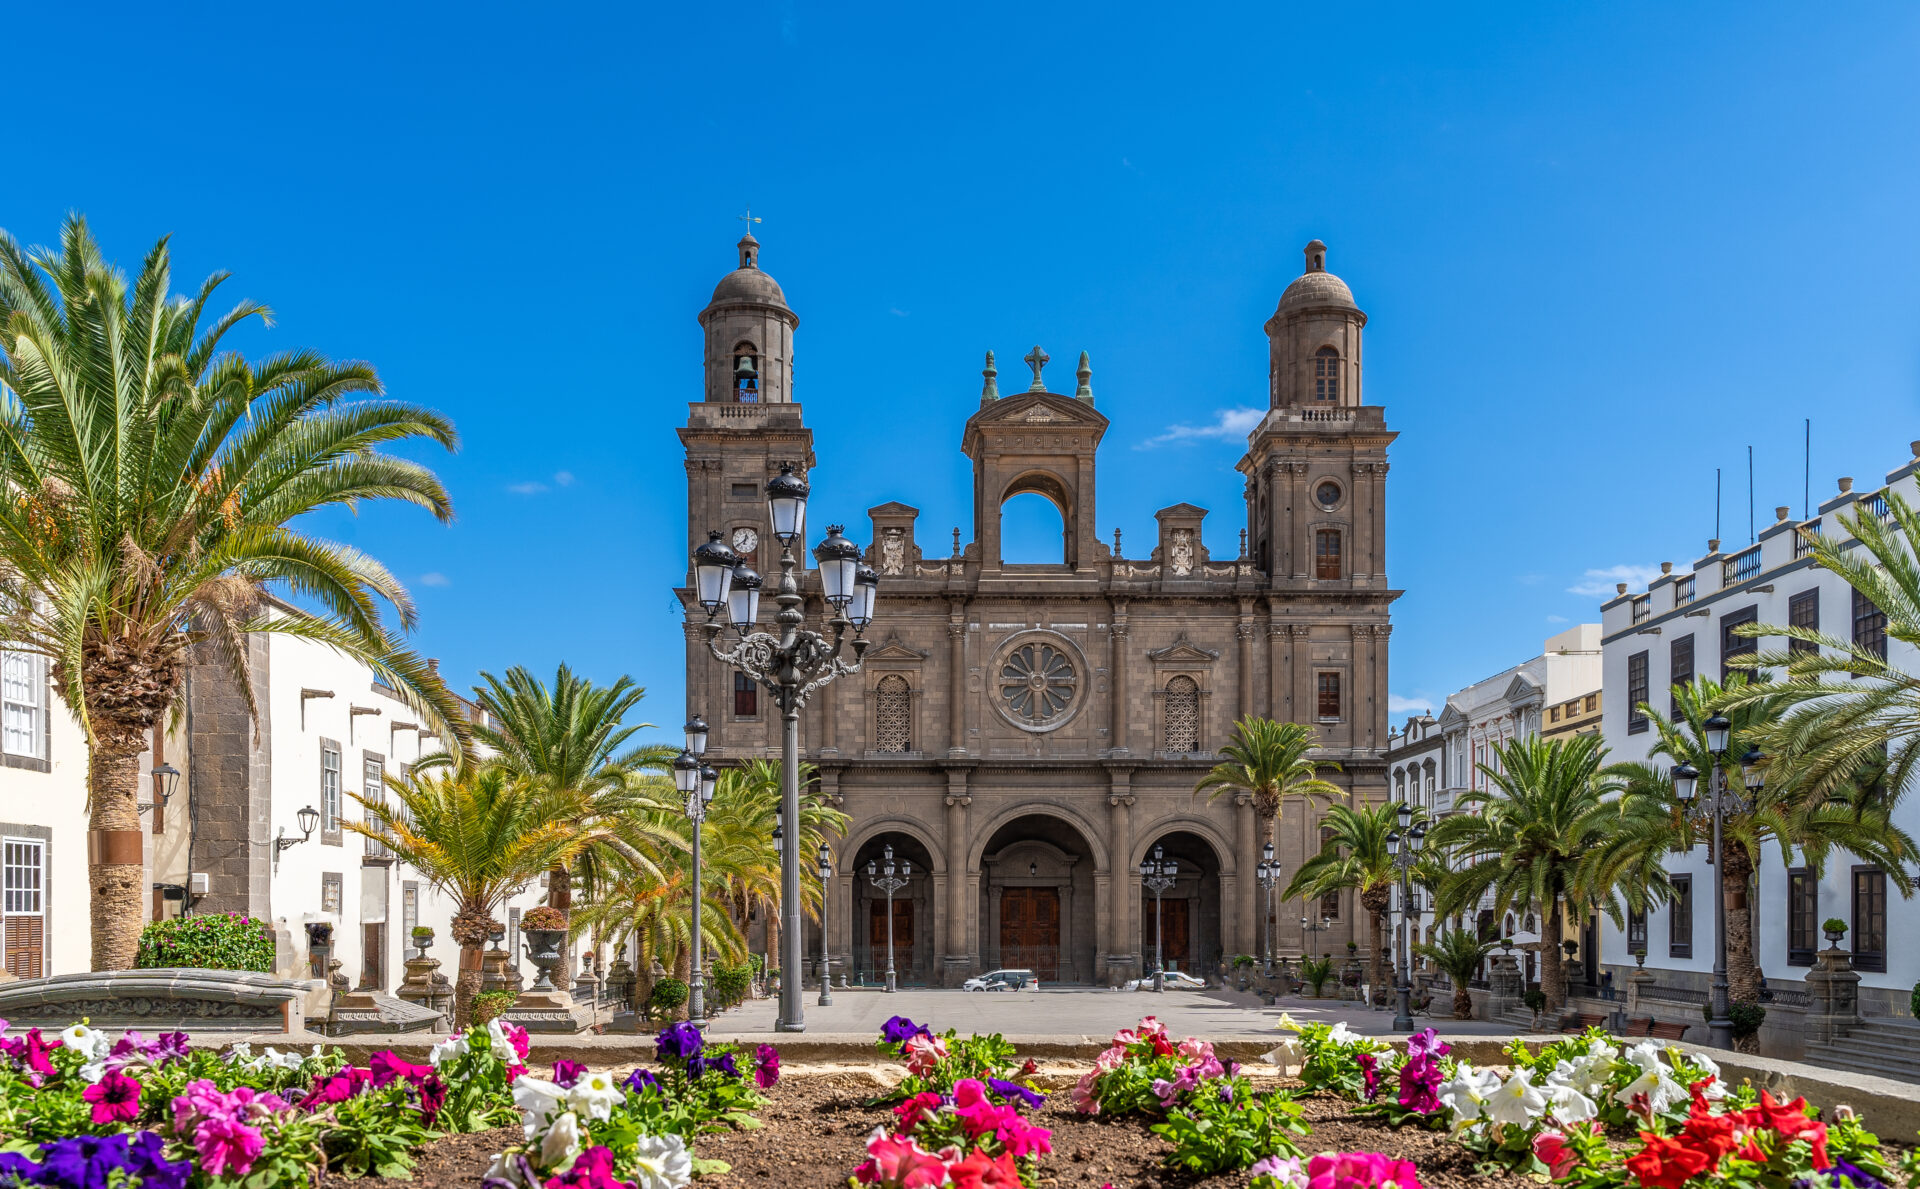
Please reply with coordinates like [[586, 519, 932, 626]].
[[753, 1043, 781, 1090], [551, 1059, 589, 1088], [653, 1021, 705, 1061], [689, 1051, 739, 1080], [622, 1067, 662, 1095], [128, 1131, 192, 1189], [986, 1078, 1044, 1110], [879, 1015, 930, 1047], [1798, 1161, 1889, 1189], [37, 1134, 132, 1189]]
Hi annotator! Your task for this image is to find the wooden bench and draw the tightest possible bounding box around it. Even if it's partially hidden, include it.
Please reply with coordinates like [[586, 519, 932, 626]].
[[1623, 1016, 1691, 1040], [1560, 1012, 1610, 1034]]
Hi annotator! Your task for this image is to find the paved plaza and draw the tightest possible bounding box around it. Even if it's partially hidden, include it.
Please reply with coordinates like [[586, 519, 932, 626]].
[[705, 986, 1521, 1040]]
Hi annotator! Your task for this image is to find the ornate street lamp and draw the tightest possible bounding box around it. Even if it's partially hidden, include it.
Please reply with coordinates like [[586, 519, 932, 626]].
[[816, 842, 835, 1007], [1139, 845, 1178, 992], [1255, 842, 1281, 975], [1386, 806, 1427, 1031], [1670, 718, 1758, 1051], [1302, 912, 1333, 958], [696, 463, 875, 1032], [274, 805, 321, 856], [867, 845, 911, 992], [674, 750, 717, 1026]]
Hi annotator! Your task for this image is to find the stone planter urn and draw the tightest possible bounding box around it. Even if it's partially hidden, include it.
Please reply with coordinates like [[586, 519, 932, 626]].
[[411, 929, 434, 960], [523, 928, 567, 993], [1824, 924, 1847, 946]]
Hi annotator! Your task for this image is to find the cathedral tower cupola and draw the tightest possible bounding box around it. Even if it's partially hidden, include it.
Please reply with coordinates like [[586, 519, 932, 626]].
[[699, 227, 799, 404], [1265, 238, 1366, 409]]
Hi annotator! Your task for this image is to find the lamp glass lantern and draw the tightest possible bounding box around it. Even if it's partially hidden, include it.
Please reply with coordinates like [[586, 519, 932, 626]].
[[726, 566, 762, 631], [699, 765, 718, 804], [1394, 800, 1413, 830], [692, 531, 740, 613], [817, 843, 833, 880], [1386, 829, 1402, 857], [296, 804, 320, 836], [673, 751, 700, 795], [683, 715, 709, 756], [151, 761, 182, 805], [1409, 821, 1428, 851], [1740, 745, 1765, 793], [813, 525, 861, 608], [1262, 841, 1275, 864], [849, 563, 878, 630], [1671, 761, 1700, 803], [765, 463, 809, 545], [1703, 713, 1732, 756]]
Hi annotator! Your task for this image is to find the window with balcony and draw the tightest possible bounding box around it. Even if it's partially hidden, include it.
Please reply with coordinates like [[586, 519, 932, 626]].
[[1720, 606, 1757, 684], [1315, 529, 1342, 580], [1669, 634, 1693, 720], [1673, 575, 1695, 607], [1631, 596, 1650, 625], [1852, 866, 1887, 973], [1787, 869, 1817, 967], [1668, 874, 1692, 959], [1627, 651, 1649, 734], [1723, 546, 1761, 587], [1853, 589, 1887, 664], [1788, 589, 1820, 657]]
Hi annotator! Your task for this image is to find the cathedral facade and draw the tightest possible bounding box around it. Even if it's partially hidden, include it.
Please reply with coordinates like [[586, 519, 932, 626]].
[[680, 233, 1397, 986]]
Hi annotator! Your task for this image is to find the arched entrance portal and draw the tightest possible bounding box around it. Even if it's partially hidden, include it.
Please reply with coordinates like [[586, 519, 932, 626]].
[[1138, 830, 1224, 978], [851, 832, 937, 987], [977, 813, 1098, 983]]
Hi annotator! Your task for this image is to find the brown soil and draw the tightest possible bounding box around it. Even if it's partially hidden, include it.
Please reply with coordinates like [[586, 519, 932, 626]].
[[328, 1076, 1544, 1189]]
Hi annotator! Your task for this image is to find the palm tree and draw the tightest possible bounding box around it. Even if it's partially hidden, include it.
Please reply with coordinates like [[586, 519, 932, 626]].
[[0, 217, 464, 970], [467, 664, 677, 981], [1598, 675, 1916, 1003], [1194, 717, 1346, 858], [1426, 733, 1616, 1014], [1415, 927, 1498, 1020], [1722, 492, 1920, 807], [1283, 802, 1420, 1005], [349, 766, 586, 1027]]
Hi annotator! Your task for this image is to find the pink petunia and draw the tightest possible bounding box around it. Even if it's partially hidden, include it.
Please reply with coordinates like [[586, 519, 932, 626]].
[[902, 1034, 948, 1078], [1307, 1151, 1423, 1189], [1533, 1131, 1579, 1179], [193, 1116, 266, 1177], [82, 1071, 143, 1124], [854, 1129, 951, 1189], [370, 1051, 434, 1089]]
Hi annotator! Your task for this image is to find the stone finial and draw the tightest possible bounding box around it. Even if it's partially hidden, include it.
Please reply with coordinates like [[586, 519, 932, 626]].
[[1776, 506, 1791, 522], [1838, 477, 1854, 493], [980, 350, 999, 404], [1708, 539, 1721, 553], [952, 526, 962, 558], [1023, 345, 1049, 392], [1911, 441, 1920, 460], [1113, 528, 1124, 559], [1616, 582, 1628, 595], [1304, 239, 1328, 273], [1660, 562, 1673, 574], [1075, 351, 1093, 402], [1238, 527, 1248, 559]]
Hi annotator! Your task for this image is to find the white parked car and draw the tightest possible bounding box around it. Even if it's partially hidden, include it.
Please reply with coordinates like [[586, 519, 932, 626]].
[[962, 968, 1038, 991], [1121, 971, 1208, 991]]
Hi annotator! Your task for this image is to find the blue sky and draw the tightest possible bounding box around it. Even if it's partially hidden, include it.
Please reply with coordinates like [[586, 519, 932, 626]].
[[7, 3, 1919, 741]]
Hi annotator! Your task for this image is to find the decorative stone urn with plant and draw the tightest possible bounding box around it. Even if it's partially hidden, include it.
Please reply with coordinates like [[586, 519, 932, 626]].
[[520, 905, 569, 993], [1823, 917, 1848, 947]]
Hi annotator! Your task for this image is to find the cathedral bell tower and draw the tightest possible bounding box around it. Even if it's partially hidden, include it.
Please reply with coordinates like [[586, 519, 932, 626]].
[[681, 232, 813, 757]]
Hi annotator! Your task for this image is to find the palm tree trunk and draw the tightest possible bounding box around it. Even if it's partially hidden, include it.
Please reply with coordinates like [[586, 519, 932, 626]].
[[1452, 987, 1474, 1019], [549, 863, 573, 989], [88, 747, 147, 971], [1360, 885, 1391, 1006], [453, 944, 482, 1030], [1722, 847, 1760, 1003], [1541, 901, 1565, 1014], [673, 945, 692, 1021]]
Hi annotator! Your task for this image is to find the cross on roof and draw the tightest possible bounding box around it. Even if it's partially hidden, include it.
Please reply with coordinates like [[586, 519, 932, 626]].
[[738, 206, 761, 237], [1023, 345, 1049, 392]]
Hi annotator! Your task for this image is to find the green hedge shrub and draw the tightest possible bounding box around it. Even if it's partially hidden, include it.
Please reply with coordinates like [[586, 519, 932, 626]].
[[134, 912, 275, 972], [472, 991, 518, 1025], [648, 977, 689, 1018], [709, 962, 753, 1012]]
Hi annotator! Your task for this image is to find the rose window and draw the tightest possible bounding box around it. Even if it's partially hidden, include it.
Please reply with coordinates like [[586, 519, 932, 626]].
[[999, 642, 1077, 726]]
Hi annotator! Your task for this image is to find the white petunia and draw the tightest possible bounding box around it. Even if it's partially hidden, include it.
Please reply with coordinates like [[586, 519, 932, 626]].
[[1623, 1042, 1664, 1074], [487, 1018, 521, 1063], [1613, 1066, 1686, 1115], [60, 1024, 112, 1061], [539, 1111, 582, 1170], [1276, 1012, 1301, 1033], [1545, 1081, 1599, 1125], [514, 1077, 569, 1139], [1678, 1050, 1726, 1099], [484, 1153, 524, 1186], [1438, 1064, 1502, 1128], [261, 1046, 309, 1071], [1262, 1037, 1303, 1072], [227, 1042, 255, 1061], [78, 1061, 107, 1084], [566, 1070, 626, 1122], [1484, 1067, 1549, 1129], [428, 1036, 465, 1069], [630, 1132, 694, 1189]]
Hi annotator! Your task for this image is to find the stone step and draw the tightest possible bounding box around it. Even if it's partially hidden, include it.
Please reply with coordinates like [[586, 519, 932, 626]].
[[1807, 1035, 1920, 1065], [1802, 1039, 1920, 1083]]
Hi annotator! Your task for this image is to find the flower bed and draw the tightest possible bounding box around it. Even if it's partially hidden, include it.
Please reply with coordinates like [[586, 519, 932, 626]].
[[5, 1011, 1915, 1189]]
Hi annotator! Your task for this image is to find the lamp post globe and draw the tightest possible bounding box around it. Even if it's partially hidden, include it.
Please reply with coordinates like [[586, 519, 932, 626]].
[[813, 525, 861, 608], [683, 716, 709, 756], [726, 565, 762, 632], [692, 531, 740, 613], [296, 804, 320, 836], [765, 463, 809, 544], [816, 842, 835, 1006], [1703, 713, 1732, 757]]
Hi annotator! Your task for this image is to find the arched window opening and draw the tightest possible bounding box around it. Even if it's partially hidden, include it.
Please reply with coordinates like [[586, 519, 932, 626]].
[[733, 343, 761, 403], [1000, 492, 1066, 564], [1314, 347, 1340, 401], [875, 675, 912, 753], [1315, 529, 1342, 580], [1163, 676, 1200, 753]]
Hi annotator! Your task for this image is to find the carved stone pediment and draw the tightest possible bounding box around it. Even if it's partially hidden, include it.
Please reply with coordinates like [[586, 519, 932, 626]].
[[1436, 701, 1469, 730], [864, 634, 931, 663], [1147, 637, 1221, 667], [965, 391, 1108, 432], [1501, 673, 1543, 706]]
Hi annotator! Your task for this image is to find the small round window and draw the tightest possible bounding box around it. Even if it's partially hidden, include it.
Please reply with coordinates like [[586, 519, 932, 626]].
[[1315, 481, 1342, 509]]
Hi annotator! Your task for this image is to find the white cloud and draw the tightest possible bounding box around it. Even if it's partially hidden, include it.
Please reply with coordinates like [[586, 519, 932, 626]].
[[1389, 694, 1433, 715], [419, 572, 450, 587], [889, 307, 909, 317], [508, 481, 549, 495], [553, 471, 575, 487], [1137, 407, 1264, 448], [1567, 563, 1661, 599], [1545, 614, 1569, 624]]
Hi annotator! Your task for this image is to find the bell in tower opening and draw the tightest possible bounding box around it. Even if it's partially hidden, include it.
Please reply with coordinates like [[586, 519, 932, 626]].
[[733, 348, 760, 402]]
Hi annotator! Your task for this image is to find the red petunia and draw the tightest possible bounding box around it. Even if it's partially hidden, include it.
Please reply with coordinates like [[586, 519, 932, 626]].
[[1753, 1091, 1829, 1169], [1625, 1133, 1714, 1189]]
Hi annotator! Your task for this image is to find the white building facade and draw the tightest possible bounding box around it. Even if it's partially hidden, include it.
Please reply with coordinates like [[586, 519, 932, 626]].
[[1, 605, 556, 991], [1596, 449, 1920, 1018]]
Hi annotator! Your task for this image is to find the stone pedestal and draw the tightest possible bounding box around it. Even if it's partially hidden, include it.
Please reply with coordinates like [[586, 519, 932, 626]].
[[1804, 944, 1861, 1044], [1626, 966, 1656, 1016], [505, 987, 594, 1034], [396, 954, 450, 1029], [1488, 953, 1523, 1017], [605, 958, 636, 1010], [480, 947, 512, 996]]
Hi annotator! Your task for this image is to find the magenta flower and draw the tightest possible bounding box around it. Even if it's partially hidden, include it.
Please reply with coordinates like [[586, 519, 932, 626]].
[[417, 1073, 448, 1125], [551, 1059, 588, 1088], [542, 1145, 628, 1189], [753, 1043, 781, 1089], [1356, 1052, 1381, 1101], [370, 1050, 434, 1089], [1306, 1151, 1422, 1189], [193, 1116, 265, 1177], [83, 1070, 143, 1124]]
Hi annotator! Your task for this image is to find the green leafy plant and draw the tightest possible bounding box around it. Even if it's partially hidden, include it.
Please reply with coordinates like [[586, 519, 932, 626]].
[[1301, 956, 1335, 995], [471, 990, 518, 1025], [1151, 1079, 1307, 1174], [410, 925, 433, 938], [1911, 980, 1919, 1020], [1824, 917, 1847, 935], [1524, 988, 1547, 1013], [521, 905, 567, 931], [1700, 1000, 1767, 1038], [1287, 1017, 1390, 1099], [649, 976, 690, 1017], [134, 912, 276, 972], [709, 962, 753, 1011], [1231, 953, 1256, 969]]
